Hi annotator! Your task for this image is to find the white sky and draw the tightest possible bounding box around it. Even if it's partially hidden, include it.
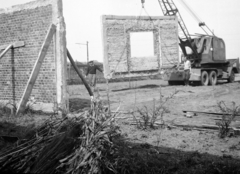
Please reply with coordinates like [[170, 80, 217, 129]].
[[1, 0, 240, 62], [130, 32, 154, 57]]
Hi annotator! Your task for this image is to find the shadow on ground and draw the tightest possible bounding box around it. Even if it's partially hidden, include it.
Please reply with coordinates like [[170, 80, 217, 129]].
[[0, 122, 240, 174], [69, 98, 91, 112], [0, 122, 36, 152], [112, 84, 169, 92], [111, 136, 240, 174]]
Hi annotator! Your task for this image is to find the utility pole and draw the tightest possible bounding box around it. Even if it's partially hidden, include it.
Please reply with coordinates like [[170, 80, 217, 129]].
[[76, 41, 89, 63], [86, 41, 89, 63]]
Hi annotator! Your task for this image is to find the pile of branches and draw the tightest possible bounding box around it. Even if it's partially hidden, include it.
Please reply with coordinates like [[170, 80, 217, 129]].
[[0, 99, 121, 174], [132, 90, 178, 130], [216, 101, 240, 138]]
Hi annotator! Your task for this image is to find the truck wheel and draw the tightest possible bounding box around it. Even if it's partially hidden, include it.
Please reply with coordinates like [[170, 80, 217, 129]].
[[209, 71, 217, 86], [201, 71, 209, 86], [228, 70, 235, 83]]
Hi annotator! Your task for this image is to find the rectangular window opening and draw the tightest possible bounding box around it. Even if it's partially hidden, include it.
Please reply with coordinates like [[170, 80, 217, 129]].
[[130, 31, 154, 58]]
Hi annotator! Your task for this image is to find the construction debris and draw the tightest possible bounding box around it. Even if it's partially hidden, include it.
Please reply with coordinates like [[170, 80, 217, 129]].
[[0, 100, 120, 174]]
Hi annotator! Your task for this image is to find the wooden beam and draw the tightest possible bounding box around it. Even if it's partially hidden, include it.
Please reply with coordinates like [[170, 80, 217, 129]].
[[16, 24, 56, 115], [67, 49, 93, 97], [0, 44, 13, 59], [172, 123, 240, 135], [183, 110, 240, 117], [0, 41, 25, 50]]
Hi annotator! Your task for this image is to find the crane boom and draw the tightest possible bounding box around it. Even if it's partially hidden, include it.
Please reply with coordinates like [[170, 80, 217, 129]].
[[158, 0, 199, 58], [158, 0, 190, 39]]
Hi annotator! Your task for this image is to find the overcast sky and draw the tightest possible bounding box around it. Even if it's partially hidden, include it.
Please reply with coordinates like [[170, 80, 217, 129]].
[[1, 0, 240, 62]]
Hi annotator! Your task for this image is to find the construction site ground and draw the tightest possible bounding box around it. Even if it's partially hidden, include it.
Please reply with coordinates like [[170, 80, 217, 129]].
[[1, 79, 240, 173], [68, 79, 240, 159]]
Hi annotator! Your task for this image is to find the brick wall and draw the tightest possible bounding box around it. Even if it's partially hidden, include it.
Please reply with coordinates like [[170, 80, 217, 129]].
[[102, 15, 179, 79], [0, 0, 67, 112]]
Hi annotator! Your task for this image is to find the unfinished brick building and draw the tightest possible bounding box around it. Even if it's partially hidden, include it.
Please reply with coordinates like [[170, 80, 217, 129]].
[[102, 15, 179, 79], [0, 0, 67, 113]]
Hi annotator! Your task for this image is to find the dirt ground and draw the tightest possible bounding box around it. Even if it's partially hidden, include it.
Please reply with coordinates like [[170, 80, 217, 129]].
[[0, 79, 240, 173], [68, 79, 240, 160]]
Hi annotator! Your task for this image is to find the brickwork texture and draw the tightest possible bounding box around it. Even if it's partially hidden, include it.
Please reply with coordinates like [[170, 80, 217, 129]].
[[102, 15, 179, 79], [0, 0, 67, 111]]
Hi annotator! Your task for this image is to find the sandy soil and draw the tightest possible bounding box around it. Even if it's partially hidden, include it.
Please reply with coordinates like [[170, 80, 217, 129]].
[[68, 79, 240, 159]]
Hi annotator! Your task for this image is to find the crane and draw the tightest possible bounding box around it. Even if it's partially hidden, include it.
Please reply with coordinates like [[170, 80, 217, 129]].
[[142, 0, 240, 86], [158, 0, 216, 63]]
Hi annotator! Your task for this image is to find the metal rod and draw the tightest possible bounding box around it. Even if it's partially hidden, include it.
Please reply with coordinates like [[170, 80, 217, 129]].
[[195, 33, 214, 37], [205, 24, 215, 36], [200, 26, 209, 35]]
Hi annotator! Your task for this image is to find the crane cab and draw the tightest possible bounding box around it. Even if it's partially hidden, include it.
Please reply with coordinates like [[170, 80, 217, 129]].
[[180, 36, 227, 66], [200, 36, 226, 64]]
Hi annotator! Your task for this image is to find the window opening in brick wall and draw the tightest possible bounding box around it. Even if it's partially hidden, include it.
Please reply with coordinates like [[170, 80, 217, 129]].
[[130, 31, 154, 58]]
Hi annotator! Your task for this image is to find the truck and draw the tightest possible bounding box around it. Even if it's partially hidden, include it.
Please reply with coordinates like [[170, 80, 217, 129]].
[[156, 0, 240, 86]]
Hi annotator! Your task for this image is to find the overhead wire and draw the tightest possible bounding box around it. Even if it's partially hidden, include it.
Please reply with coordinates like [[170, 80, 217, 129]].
[[178, 0, 215, 36]]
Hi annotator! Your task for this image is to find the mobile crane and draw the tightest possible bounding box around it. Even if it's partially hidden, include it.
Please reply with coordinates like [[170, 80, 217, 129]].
[[155, 0, 239, 85]]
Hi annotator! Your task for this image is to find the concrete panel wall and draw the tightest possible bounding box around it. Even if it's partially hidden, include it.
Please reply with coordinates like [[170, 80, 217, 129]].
[[0, 0, 67, 112], [102, 15, 179, 79]]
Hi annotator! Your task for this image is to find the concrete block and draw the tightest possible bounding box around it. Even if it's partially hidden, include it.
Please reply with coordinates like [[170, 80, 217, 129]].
[[102, 15, 179, 79]]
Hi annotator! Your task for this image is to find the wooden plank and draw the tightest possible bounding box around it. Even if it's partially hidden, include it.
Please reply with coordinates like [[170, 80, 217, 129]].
[[212, 118, 240, 122], [13, 41, 25, 48], [183, 110, 240, 117], [16, 24, 56, 115], [67, 49, 93, 97], [0, 41, 25, 50], [173, 123, 240, 135], [0, 44, 13, 59], [173, 123, 219, 130]]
